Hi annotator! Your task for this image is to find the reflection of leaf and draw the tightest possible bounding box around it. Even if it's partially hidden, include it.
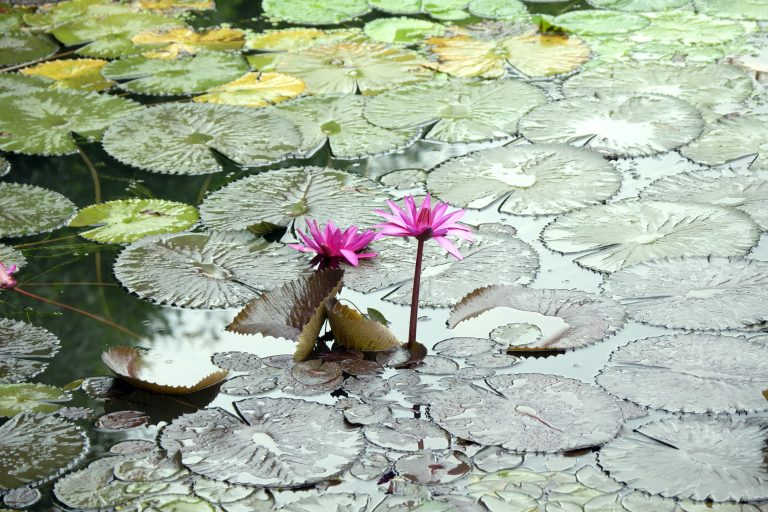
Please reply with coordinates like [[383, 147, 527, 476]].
[[228, 269, 344, 361], [0, 383, 70, 417], [262, 0, 370, 25], [0, 33, 58, 67], [326, 299, 402, 352], [0, 318, 60, 384], [21, 58, 114, 91], [102, 346, 229, 394], [0, 182, 77, 237], [194, 72, 305, 107]]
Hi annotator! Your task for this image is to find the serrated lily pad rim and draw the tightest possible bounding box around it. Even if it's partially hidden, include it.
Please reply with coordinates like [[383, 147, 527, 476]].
[[0, 182, 78, 237]]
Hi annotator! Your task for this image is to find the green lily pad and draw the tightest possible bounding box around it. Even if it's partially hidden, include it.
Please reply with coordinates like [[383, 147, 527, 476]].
[[553, 9, 650, 35], [0, 72, 49, 94], [563, 62, 753, 121], [0, 244, 26, 269], [114, 231, 309, 309], [262, 0, 370, 25], [632, 11, 749, 47], [0, 182, 77, 237], [69, 199, 200, 243], [694, 0, 768, 20], [0, 318, 59, 384], [586, 0, 689, 10], [0, 413, 88, 490], [0, 156, 8, 178], [364, 78, 547, 144], [101, 103, 300, 175], [51, 12, 185, 58], [680, 114, 768, 170], [428, 143, 622, 215], [0, 383, 70, 416], [245, 27, 364, 52], [270, 41, 433, 95], [23, 0, 135, 29], [102, 52, 249, 95], [370, 0, 469, 19], [276, 95, 420, 159], [519, 94, 704, 157], [363, 17, 445, 44], [199, 166, 389, 232], [0, 89, 141, 156], [467, 0, 529, 20], [0, 33, 58, 67], [0, 5, 23, 33]]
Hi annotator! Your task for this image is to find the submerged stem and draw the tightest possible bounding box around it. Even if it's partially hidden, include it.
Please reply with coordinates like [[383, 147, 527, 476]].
[[79, 147, 101, 203], [13, 234, 79, 249], [408, 239, 424, 347]]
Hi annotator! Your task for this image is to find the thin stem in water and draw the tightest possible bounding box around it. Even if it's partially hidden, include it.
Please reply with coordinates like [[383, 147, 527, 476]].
[[408, 239, 424, 347], [79, 147, 101, 203], [13, 234, 79, 249]]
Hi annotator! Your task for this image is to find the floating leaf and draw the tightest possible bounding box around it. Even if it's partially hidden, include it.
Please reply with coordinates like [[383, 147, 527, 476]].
[[0, 383, 70, 416], [228, 269, 344, 361], [430, 374, 624, 452], [69, 199, 199, 243], [680, 114, 768, 170], [199, 166, 389, 232], [102, 103, 300, 175], [395, 450, 471, 485], [262, 0, 370, 25], [0, 244, 26, 269], [563, 63, 753, 121], [3, 487, 42, 508], [449, 285, 626, 352], [344, 223, 538, 307], [194, 72, 305, 107], [271, 41, 433, 95], [51, 12, 185, 58], [246, 27, 363, 52], [541, 200, 760, 273], [138, 0, 215, 10], [428, 143, 622, 215], [363, 17, 445, 44], [114, 231, 308, 309], [370, 0, 469, 19], [276, 94, 420, 159], [23, 0, 135, 29], [0, 182, 77, 237], [602, 256, 768, 330], [0, 33, 58, 67], [0, 318, 59, 384], [20, 58, 114, 91], [0, 89, 141, 156], [132, 26, 244, 59], [553, 9, 649, 35], [325, 298, 402, 353], [95, 410, 150, 430], [597, 333, 768, 414], [102, 346, 228, 394], [693, 0, 767, 20], [363, 418, 450, 451], [162, 397, 364, 487], [102, 52, 249, 95], [467, 0, 529, 20], [0, 413, 88, 490], [598, 416, 768, 501], [364, 78, 547, 144], [586, 0, 689, 9], [283, 494, 371, 512], [0, 72, 48, 94], [519, 94, 704, 157]]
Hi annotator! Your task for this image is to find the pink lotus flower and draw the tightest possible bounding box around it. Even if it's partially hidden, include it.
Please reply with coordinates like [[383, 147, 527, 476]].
[[374, 194, 474, 260], [289, 220, 379, 269], [0, 262, 18, 290]]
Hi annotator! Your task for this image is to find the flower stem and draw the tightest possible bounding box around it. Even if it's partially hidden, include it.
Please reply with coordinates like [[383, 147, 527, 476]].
[[408, 239, 424, 347]]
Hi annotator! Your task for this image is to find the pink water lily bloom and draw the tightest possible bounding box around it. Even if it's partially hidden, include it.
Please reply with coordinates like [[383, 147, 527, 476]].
[[0, 262, 18, 290], [289, 220, 379, 269], [374, 194, 474, 260]]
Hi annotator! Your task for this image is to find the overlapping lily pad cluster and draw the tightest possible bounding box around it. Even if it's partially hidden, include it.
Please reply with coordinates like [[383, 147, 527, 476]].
[[1, 0, 768, 509]]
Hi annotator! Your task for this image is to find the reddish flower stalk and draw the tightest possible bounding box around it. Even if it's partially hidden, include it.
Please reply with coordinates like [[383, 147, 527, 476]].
[[289, 219, 379, 270]]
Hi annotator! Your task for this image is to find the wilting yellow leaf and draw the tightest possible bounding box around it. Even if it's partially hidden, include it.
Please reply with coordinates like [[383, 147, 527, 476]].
[[246, 27, 363, 52], [425, 35, 506, 78], [326, 299, 402, 352], [194, 72, 305, 107], [21, 58, 114, 91], [132, 26, 244, 58], [136, 0, 214, 11]]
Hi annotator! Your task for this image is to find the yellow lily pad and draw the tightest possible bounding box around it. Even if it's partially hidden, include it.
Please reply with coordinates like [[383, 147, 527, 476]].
[[20, 58, 114, 92], [132, 26, 245, 59], [426, 35, 505, 78], [326, 299, 402, 353], [136, 0, 215, 10], [194, 72, 305, 107], [246, 27, 363, 52]]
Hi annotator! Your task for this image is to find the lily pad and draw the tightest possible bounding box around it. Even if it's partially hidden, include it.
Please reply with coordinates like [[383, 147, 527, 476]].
[[0, 89, 141, 156], [597, 333, 768, 413], [429, 373, 624, 452], [131, 26, 245, 59], [262, 0, 370, 25], [102, 346, 228, 394], [227, 269, 344, 361], [541, 200, 760, 273], [395, 450, 471, 485], [364, 17, 445, 44], [0, 382, 70, 416], [69, 199, 199, 243], [519, 94, 704, 157], [0, 182, 77, 237], [428, 143, 622, 215], [563, 63, 753, 121], [598, 416, 768, 501], [0, 244, 25, 269], [363, 78, 547, 144], [0, 33, 58, 67], [23, 0, 135, 29], [199, 166, 389, 232], [163, 397, 364, 487], [246, 27, 363, 52], [602, 256, 768, 330], [20, 58, 114, 91], [283, 494, 371, 512], [0, 318, 60, 384], [370, 0, 469, 19], [113, 231, 308, 309], [194, 72, 305, 107], [101, 52, 249, 95], [363, 418, 450, 451], [586, 0, 689, 9], [0, 413, 88, 490], [344, 223, 538, 307], [553, 9, 649, 35], [0, 72, 49, 94], [467, 0, 529, 20], [272, 41, 433, 95], [449, 285, 626, 352], [325, 299, 402, 353], [101, 103, 300, 175], [276, 94, 420, 159], [51, 12, 185, 58], [679, 114, 768, 170], [693, 0, 768, 20]]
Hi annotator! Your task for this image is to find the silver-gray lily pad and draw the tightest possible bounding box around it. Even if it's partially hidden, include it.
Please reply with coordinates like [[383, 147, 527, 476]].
[[0, 182, 77, 237], [0, 318, 60, 384]]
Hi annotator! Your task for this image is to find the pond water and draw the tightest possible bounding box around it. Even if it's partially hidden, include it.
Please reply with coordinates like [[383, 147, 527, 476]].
[[1, 0, 768, 510]]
